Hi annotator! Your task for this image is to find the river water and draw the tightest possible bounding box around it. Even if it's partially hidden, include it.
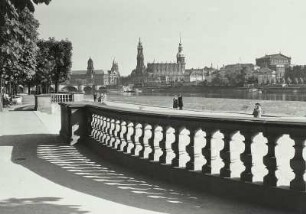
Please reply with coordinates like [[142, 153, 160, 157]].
[[87, 88, 306, 116]]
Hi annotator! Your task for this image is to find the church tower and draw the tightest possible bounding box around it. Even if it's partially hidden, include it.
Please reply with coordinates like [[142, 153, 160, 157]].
[[176, 37, 185, 73], [176, 38, 185, 64], [111, 58, 119, 75], [136, 38, 145, 75], [87, 57, 94, 83]]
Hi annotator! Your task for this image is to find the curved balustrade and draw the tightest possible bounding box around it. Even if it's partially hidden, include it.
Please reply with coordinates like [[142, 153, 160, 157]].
[[51, 93, 73, 103], [60, 103, 306, 212]]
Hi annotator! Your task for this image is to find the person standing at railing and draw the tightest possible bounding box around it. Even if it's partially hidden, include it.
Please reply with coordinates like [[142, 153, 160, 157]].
[[178, 94, 183, 110], [93, 92, 97, 102], [173, 95, 178, 109], [253, 103, 262, 118]]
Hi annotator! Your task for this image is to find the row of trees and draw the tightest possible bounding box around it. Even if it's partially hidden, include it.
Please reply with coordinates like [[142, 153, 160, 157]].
[[284, 66, 306, 84], [0, 0, 72, 110]]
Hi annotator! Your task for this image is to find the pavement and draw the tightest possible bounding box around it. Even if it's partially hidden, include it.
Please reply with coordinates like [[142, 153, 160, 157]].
[[0, 102, 298, 213]]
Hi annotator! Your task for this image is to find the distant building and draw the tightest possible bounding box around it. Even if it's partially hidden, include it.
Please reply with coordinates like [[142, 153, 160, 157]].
[[146, 38, 186, 84], [69, 58, 104, 86], [104, 59, 120, 86], [130, 38, 146, 86], [256, 67, 276, 85], [68, 58, 120, 87], [256, 53, 291, 82], [184, 68, 206, 83]]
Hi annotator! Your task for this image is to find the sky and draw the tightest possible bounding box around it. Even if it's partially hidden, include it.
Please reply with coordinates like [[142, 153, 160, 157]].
[[35, 0, 306, 76]]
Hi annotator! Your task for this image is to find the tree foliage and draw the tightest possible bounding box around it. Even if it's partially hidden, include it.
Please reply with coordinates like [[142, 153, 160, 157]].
[[35, 38, 73, 93], [0, 5, 39, 95], [284, 66, 306, 84], [34, 39, 55, 93], [50, 39, 73, 92]]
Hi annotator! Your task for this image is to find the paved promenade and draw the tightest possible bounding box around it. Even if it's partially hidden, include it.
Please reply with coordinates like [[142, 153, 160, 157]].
[[0, 108, 296, 213]]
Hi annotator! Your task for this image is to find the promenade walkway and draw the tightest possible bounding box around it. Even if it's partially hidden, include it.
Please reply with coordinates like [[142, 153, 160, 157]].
[[0, 107, 296, 213]]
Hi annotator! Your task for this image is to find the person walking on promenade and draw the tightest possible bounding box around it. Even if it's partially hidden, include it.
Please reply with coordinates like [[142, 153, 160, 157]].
[[173, 95, 178, 109], [178, 94, 183, 110], [253, 103, 262, 118], [93, 92, 97, 102]]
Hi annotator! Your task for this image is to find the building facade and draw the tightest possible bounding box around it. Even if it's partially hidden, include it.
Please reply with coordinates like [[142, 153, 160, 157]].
[[256, 53, 291, 82], [184, 68, 206, 83], [256, 67, 276, 85], [68, 58, 120, 88], [104, 59, 120, 86], [146, 39, 186, 84], [69, 58, 104, 86]]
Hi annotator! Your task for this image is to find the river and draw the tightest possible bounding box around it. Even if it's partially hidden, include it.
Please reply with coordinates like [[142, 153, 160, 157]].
[[86, 88, 306, 116]]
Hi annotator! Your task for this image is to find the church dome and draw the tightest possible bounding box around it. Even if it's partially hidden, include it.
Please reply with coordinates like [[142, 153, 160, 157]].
[[87, 57, 94, 70]]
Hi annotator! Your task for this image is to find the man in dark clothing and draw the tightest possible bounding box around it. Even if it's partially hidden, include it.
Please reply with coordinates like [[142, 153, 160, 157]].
[[93, 92, 97, 102], [173, 95, 178, 109], [178, 94, 183, 110]]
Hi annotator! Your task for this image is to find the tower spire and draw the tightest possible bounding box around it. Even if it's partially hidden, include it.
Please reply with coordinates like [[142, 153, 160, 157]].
[[179, 33, 182, 44]]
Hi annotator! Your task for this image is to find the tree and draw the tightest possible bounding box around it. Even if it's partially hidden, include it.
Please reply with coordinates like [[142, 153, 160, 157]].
[[0, 7, 39, 96], [0, 0, 50, 110], [50, 39, 73, 93], [34, 39, 55, 94]]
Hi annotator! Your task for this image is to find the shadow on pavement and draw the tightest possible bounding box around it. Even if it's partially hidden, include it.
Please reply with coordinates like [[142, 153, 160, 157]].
[[0, 134, 290, 214], [0, 197, 88, 214]]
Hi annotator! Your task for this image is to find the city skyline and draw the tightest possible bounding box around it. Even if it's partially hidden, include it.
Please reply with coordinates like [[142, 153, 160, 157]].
[[35, 0, 306, 76]]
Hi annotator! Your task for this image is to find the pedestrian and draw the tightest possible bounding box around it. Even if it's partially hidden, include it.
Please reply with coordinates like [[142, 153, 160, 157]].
[[173, 95, 178, 109], [103, 93, 107, 102], [178, 94, 183, 110], [252, 103, 262, 118], [93, 92, 97, 102], [100, 93, 105, 103]]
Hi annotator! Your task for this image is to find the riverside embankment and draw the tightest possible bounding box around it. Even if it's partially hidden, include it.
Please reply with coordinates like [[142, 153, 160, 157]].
[[105, 93, 306, 117]]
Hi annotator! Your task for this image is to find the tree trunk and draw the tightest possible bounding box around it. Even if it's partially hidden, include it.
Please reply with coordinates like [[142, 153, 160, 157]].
[[28, 82, 31, 95], [0, 76, 3, 112], [55, 81, 58, 93]]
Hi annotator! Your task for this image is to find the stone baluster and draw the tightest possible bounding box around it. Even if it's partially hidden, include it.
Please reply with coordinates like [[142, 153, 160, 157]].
[[105, 118, 111, 145], [101, 117, 108, 144], [240, 131, 255, 182], [171, 127, 180, 167], [123, 122, 131, 153], [138, 125, 146, 158], [220, 130, 233, 178], [106, 118, 114, 147], [113, 120, 121, 149], [130, 122, 138, 155], [92, 115, 99, 140], [120, 121, 127, 152], [159, 126, 168, 164], [290, 136, 306, 191], [97, 116, 104, 142], [99, 116, 105, 144], [186, 129, 196, 171], [90, 114, 96, 137], [148, 126, 156, 161], [106, 119, 113, 146], [109, 119, 116, 147], [263, 134, 279, 187], [202, 131, 213, 174]]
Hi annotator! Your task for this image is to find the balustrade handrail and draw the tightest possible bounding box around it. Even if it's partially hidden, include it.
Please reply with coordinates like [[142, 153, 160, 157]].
[[59, 102, 306, 212]]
